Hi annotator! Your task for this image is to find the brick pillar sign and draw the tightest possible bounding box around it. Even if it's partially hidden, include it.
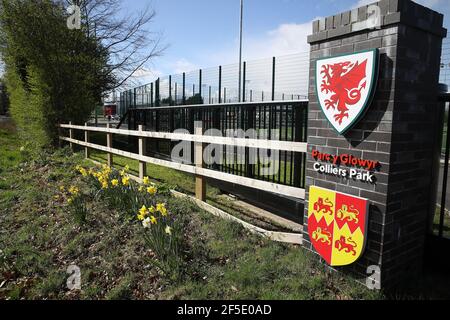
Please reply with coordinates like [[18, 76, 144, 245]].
[[304, 0, 446, 288]]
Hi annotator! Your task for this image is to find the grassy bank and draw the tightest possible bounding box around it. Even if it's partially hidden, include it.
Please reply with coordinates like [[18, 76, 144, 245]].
[[0, 120, 384, 300]]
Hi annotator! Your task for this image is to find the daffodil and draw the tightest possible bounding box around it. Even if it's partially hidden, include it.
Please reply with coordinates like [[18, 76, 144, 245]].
[[69, 186, 79, 196], [102, 181, 109, 189], [79, 167, 88, 177], [122, 176, 130, 187], [147, 186, 157, 195], [156, 203, 168, 216], [139, 205, 148, 216], [143, 176, 150, 185], [59, 186, 65, 192], [137, 205, 148, 221], [150, 216, 157, 225], [111, 179, 119, 187], [165, 226, 172, 235], [143, 217, 152, 228]]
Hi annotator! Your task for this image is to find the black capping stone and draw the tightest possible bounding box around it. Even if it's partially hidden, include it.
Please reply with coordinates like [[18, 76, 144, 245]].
[[313, 20, 319, 33], [307, 0, 446, 43], [326, 16, 334, 30], [342, 11, 351, 26]]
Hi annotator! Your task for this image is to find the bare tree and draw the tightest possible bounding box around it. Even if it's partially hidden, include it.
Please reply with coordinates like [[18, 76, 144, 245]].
[[63, 0, 165, 90]]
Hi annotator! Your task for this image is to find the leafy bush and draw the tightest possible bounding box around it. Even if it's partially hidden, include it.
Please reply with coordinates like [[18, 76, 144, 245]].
[[0, 0, 113, 150]]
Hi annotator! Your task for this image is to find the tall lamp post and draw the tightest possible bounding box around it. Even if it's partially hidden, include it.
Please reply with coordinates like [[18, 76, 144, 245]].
[[238, 0, 244, 102]]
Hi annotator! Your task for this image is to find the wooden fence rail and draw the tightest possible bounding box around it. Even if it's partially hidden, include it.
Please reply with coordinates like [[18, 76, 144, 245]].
[[59, 123, 307, 200]]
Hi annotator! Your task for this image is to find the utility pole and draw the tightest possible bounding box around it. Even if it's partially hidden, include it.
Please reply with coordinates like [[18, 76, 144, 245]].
[[238, 0, 244, 102]]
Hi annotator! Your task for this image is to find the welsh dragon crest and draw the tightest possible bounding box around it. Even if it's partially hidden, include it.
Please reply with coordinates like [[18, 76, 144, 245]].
[[316, 50, 379, 134]]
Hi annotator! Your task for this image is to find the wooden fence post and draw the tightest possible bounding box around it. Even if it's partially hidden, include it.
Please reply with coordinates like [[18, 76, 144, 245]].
[[194, 121, 206, 202], [106, 123, 113, 167], [58, 124, 62, 148], [69, 121, 73, 151], [138, 125, 147, 180], [84, 123, 90, 159]]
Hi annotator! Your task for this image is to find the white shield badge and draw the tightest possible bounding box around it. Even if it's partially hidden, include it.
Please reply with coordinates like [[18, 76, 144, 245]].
[[316, 49, 379, 135]]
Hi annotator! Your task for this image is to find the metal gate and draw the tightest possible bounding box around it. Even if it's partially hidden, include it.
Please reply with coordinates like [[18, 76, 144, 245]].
[[435, 89, 450, 241]]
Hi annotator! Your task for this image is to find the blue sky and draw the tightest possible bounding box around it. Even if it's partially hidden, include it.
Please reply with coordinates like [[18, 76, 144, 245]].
[[125, 0, 450, 83]]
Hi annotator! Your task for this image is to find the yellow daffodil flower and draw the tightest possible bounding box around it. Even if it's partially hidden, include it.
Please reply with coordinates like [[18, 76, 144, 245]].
[[139, 205, 148, 216], [111, 179, 119, 187], [122, 176, 130, 187], [78, 167, 88, 177], [69, 186, 79, 196], [147, 186, 157, 195], [150, 216, 157, 225], [156, 203, 168, 216], [143, 176, 150, 185]]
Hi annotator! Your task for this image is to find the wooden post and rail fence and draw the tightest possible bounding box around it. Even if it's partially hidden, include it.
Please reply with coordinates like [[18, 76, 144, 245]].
[[59, 122, 308, 202]]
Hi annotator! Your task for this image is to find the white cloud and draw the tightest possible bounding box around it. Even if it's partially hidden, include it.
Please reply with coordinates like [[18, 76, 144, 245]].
[[352, 0, 376, 9], [132, 67, 157, 79], [126, 67, 162, 87], [246, 22, 313, 58], [203, 19, 316, 67], [172, 58, 199, 74]]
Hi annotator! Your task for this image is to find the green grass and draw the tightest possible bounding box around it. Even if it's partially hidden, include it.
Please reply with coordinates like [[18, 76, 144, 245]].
[[433, 207, 450, 238]]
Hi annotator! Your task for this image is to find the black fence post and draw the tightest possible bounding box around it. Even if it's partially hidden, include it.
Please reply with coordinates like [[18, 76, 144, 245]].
[[246, 105, 255, 179], [174, 83, 178, 106], [209, 86, 212, 104], [199, 69, 202, 101], [293, 104, 303, 188], [219, 66, 222, 104], [242, 61, 246, 103], [169, 75, 172, 106], [151, 83, 154, 108], [272, 56, 276, 101], [182, 73, 186, 105], [155, 78, 160, 107]]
